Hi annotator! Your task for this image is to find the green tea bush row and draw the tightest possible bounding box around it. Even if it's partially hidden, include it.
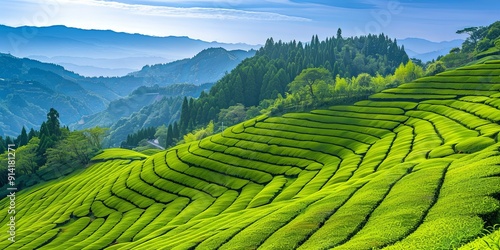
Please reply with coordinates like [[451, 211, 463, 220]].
[[133, 198, 190, 240], [289, 112, 401, 130], [273, 171, 318, 202], [329, 105, 405, 115], [403, 118, 443, 161], [298, 165, 411, 249], [355, 100, 418, 110], [400, 82, 500, 91], [311, 109, 408, 123], [370, 92, 456, 101], [178, 151, 273, 184], [350, 134, 395, 180], [335, 162, 447, 250], [117, 203, 164, 242], [378, 126, 413, 170], [256, 121, 377, 144], [192, 190, 239, 220], [384, 87, 497, 96], [407, 110, 477, 144], [245, 126, 367, 154], [267, 116, 388, 139]]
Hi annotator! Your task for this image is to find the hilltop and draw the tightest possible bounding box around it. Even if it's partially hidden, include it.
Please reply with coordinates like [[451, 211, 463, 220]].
[[1, 59, 500, 249]]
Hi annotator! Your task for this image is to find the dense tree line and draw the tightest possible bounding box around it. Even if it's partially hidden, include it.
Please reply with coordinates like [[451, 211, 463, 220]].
[[120, 127, 156, 149], [177, 31, 409, 136], [0, 108, 106, 188], [266, 61, 423, 115]]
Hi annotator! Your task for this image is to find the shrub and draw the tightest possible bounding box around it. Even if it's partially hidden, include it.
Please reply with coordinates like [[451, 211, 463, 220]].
[[455, 137, 496, 153]]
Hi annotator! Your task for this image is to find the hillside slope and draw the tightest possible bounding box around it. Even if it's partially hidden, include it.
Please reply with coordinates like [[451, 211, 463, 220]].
[[128, 48, 256, 86], [0, 53, 113, 136], [2, 61, 500, 249]]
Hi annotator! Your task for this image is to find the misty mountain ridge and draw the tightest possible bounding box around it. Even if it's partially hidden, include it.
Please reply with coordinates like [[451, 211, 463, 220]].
[[0, 45, 253, 137], [398, 38, 464, 62], [129, 47, 256, 85], [0, 25, 260, 77], [73, 83, 214, 132]]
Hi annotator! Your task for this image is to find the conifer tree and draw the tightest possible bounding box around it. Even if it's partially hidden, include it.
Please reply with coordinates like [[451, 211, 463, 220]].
[[173, 122, 180, 140], [19, 126, 28, 147], [0, 137, 5, 154], [166, 124, 174, 148], [46, 108, 61, 137], [28, 128, 37, 140]]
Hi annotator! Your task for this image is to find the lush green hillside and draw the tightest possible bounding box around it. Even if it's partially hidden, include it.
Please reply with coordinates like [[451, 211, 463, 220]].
[[2, 60, 500, 249], [177, 33, 409, 135]]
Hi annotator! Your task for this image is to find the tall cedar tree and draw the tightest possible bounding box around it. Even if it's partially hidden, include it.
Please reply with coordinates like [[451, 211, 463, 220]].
[[166, 124, 174, 148], [173, 122, 180, 139], [19, 127, 28, 147], [0, 137, 5, 154]]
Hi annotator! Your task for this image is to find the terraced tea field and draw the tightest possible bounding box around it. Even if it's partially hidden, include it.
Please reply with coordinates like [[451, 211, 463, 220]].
[[2, 60, 500, 249]]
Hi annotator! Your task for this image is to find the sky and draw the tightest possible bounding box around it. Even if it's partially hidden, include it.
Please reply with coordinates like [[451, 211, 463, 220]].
[[1, 0, 499, 44]]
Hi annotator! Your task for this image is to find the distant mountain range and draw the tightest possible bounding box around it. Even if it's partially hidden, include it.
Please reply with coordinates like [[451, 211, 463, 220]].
[[0, 24, 463, 76], [0, 24, 463, 137], [398, 38, 464, 62], [0, 53, 109, 136], [0, 47, 254, 137], [0, 25, 260, 77], [129, 48, 255, 85]]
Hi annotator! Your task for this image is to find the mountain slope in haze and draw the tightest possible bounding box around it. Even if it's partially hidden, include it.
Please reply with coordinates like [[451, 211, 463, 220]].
[[0, 25, 260, 77], [0, 53, 113, 136], [2, 60, 500, 249], [0, 47, 252, 137], [399, 38, 464, 62], [73, 83, 214, 147], [129, 48, 256, 85], [104, 96, 184, 148], [82, 47, 256, 97]]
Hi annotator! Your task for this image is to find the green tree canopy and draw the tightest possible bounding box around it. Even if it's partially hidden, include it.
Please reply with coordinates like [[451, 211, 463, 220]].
[[16, 137, 40, 175], [183, 121, 214, 143], [166, 124, 174, 148], [218, 104, 247, 127], [155, 125, 168, 147], [354, 73, 373, 88], [46, 108, 61, 137], [425, 61, 447, 76], [19, 126, 28, 147], [288, 67, 333, 99], [83, 127, 108, 149]]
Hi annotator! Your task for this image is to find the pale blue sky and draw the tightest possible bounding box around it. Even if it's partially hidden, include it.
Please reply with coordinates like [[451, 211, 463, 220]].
[[1, 0, 499, 44]]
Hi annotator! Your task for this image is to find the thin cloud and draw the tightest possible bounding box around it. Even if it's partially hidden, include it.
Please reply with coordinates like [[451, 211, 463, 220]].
[[62, 0, 310, 21]]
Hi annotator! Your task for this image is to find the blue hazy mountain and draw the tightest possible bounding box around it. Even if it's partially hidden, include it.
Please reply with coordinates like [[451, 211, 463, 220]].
[[398, 38, 464, 62], [0, 46, 255, 136], [129, 48, 256, 85], [0, 25, 260, 77], [0, 53, 110, 136]]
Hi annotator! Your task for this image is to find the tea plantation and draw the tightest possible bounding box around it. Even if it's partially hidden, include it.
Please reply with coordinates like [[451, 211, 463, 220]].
[[2, 60, 500, 249]]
